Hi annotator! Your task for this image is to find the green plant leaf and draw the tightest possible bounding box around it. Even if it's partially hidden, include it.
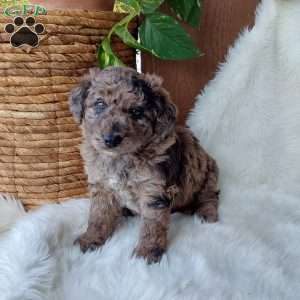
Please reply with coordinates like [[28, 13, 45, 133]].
[[139, 0, 164, 14], [139, 12, 201, 60], [113, 0, 141, 14], [114, 23, 150, 52], [167, 0, 202, 28], [97, 38, 125, 69]]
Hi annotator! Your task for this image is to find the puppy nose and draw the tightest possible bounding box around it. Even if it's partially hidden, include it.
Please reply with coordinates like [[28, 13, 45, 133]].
[[103, 133, 123, 148]]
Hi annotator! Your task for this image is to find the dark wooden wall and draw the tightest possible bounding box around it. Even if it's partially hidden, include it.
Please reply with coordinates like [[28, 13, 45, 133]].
[[142, 0, 261, 123]]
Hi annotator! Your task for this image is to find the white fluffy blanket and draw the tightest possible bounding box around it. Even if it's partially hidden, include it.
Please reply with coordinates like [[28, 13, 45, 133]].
[[1, 0, 300, 299]]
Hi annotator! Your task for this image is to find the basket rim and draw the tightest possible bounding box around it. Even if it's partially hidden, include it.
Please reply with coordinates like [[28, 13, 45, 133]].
[[0, 9, 129, 18]]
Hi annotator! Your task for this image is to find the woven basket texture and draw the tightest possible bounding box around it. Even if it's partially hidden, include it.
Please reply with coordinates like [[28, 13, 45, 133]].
[[0, 9, 136, 210]]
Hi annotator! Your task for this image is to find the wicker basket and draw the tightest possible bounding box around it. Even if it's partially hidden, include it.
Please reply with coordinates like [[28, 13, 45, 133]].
[[0, 9, 136, 210]]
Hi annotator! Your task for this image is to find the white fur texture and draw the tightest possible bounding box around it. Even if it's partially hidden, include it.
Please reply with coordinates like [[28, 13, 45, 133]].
[[0, 194, 25, 234], [1, 0, 300, 299]]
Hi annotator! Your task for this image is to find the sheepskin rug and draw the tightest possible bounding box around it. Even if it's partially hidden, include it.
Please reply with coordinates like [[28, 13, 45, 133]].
[[1, 0, 300, 299]]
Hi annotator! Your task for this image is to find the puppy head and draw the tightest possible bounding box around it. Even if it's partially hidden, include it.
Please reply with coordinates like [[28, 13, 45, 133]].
[[69, 67, 177, 154]]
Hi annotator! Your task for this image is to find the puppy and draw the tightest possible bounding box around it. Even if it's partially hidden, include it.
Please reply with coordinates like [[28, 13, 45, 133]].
[[70, 67, 219, 264]]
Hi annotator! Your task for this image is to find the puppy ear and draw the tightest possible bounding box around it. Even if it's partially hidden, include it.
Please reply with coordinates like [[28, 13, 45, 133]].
[[155, 90, 177, 138], [142, 73, 177, 137], [69, 75, 91, 124], [143, 73, 163, 92], [132, 73, 177, 137]]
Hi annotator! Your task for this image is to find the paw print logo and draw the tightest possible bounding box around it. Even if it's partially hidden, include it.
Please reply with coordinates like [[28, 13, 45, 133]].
[[5, 16, 45, 48]]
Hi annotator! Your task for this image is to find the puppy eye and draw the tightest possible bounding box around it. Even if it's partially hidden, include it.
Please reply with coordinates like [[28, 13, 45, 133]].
[[94, 99, 107, 114], [129, 107, 144, 120]]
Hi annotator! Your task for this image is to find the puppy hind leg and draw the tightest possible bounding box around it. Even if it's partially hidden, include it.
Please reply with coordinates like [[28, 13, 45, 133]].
[[194, 191, 219, 223], [195, 159, 219, 223]]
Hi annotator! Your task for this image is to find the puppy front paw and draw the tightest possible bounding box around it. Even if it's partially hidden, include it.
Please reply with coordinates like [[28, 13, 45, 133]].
[[133, 243, 166, 264], [74, 232, 106, 253]]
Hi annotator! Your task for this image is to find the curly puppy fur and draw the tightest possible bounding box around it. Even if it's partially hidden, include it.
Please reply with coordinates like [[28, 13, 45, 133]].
[[70, 67, 219, 263]]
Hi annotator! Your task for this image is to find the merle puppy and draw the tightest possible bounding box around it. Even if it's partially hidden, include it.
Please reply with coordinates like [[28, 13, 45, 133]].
[[70, 67, 219, 263]]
